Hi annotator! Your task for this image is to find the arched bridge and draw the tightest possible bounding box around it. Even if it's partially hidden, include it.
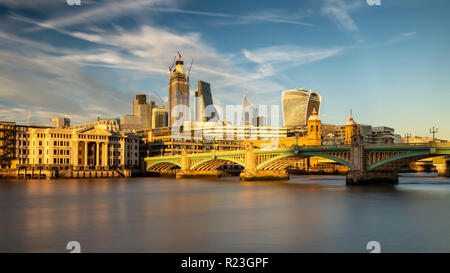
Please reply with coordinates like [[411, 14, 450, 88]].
[[145, 135, 450, 184]]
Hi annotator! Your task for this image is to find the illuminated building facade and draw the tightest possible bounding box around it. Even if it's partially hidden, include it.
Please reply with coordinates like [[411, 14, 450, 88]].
[[152, 107, 169, 129], [345, 113, 358, 143], [168, 56, 190, 127], [194, 80, 218, 122], [282, 89, 321, 129], [4, 120, 141, 171]]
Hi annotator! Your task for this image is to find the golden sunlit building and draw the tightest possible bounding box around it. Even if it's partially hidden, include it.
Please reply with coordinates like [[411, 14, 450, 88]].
[[345, 113, 358, 143], [5, 120, 141, 172], [168, 54, 190, 127]]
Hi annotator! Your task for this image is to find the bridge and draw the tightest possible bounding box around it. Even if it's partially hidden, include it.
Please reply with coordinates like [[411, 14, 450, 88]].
[[145, 135, 450, 185]]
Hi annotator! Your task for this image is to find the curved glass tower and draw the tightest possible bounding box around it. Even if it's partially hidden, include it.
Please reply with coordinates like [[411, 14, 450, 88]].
[[282, 89, 321, 128]]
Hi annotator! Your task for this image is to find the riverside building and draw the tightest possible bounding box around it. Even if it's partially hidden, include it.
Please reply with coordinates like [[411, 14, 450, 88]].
[[3, 119, 141, 172]]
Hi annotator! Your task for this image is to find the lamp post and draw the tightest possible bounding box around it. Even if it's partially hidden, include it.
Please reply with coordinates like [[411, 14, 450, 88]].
[[429, 127, 438, 142], [404, 133, 411, 144]]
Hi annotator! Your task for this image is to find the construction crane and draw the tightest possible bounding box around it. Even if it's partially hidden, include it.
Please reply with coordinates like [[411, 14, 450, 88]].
[[154, 91, 168, 108], [168, 55, 177, 75], [186, 58, 194, 83]]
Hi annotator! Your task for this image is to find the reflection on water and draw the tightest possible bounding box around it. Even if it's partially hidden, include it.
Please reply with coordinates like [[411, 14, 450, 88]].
[[1, 173, 450, 253]]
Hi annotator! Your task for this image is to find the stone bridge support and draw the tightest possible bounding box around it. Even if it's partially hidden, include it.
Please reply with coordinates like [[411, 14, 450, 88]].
[[175, 150, 224, 179], [434, 156, 450, 177], [346, 135, 398, 185], [240, 143, 289, 181]]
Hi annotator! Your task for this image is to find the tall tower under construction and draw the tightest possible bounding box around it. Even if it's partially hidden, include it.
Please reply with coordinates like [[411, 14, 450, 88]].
[[168, 53, 190, 127]]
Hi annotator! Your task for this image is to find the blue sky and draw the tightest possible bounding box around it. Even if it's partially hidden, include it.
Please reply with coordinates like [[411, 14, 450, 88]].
[[0, 0, 449, 139]]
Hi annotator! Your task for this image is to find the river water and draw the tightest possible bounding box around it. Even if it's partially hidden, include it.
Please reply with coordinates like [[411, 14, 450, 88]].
[[1, 173, 450, 253]]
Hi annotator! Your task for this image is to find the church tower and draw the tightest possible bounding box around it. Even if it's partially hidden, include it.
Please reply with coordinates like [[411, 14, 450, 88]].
[[168, 52, 190, 127], [345, 111, 358, 144], [307, 108, 322, 145]]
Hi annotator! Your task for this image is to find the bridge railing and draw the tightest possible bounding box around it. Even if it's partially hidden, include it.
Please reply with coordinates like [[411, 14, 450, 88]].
[[364, 143, 440, 148]]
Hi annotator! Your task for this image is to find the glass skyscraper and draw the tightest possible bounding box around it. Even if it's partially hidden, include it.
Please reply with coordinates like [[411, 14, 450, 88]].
[[282, 89, 321, 128]]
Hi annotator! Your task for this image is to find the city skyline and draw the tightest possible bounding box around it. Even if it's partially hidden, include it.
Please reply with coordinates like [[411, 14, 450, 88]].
[[0, 0, 449, 139]]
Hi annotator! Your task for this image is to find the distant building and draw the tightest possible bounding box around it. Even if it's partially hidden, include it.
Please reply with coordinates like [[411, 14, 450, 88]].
[[120, 115, 141, 130], [0, 121, 17, 169], [306, 108, 322, 146], [241, 96, 257, 126], [282, 89, 321, 129], [2, 120, 141, 171], [371, 126, 395, 144], [152, 107, 169, 129], [255, 116, 266, 127], [321, 114, 397, 145], [168, 55, 190, 127], [97, 117, 120, 124], [402, 135, 448, 144], [194, 80, 219, 122], [120, 94, 154, 130], [345, 113, 358, 143], [51, 117, 70, 129]]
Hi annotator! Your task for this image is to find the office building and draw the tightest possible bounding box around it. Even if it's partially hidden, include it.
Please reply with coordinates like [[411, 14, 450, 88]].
[[51, 117, 70, 129], [152, 107, 169, 129], [0, 121, 16, 169], [121, 94, 154, 130], [241, 96, 257, 126], [194, 80, 219, 122], [371, 126, 395, 144], [282, 89, 321, 129], [168, 56, 190, 127]]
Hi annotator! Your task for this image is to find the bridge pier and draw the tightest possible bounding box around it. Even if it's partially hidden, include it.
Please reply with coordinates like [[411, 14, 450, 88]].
[[346, 135, 399, 185], [435, 163, 450, 177], [433, 156, 450, 177], [346, 170, 399, 185], [239, 142, 289, 181], [240, 170, 289, 181], [176, 170, 225, 179]]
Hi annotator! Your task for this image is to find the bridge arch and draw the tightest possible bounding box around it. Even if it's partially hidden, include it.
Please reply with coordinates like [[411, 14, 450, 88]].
[[302, 152, 351, 168], [147, 161, 181, 171], [367, 151, 444, 171], [256, 152, 350, 171], [191, 158, 245, 171]]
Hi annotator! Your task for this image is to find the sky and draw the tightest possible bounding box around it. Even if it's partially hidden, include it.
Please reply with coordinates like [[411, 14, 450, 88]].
[[0, 0, 449, 139]]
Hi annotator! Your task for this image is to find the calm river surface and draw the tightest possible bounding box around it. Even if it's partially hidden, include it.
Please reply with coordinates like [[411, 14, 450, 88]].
[[1, 173, 450, 253]]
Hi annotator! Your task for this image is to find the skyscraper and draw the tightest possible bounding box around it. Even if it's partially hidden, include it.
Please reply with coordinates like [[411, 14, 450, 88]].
[[195, 80, 219, 122], [282, 89, 321, 129], [168, 54, 190, 127], [152, 107, 169, 129], [51, 117, 70, 129], [241, 96, 257, 126], [121, 94, 153, 130]]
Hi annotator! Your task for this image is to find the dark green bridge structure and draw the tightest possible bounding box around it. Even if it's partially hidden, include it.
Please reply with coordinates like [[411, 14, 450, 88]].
[[145, 136, 450, 184]]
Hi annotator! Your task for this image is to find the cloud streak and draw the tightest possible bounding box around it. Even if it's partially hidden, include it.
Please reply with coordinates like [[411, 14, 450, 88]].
[[321, 0, 362, 32]]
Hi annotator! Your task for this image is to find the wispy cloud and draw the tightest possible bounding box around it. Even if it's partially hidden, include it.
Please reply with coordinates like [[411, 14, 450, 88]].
[[243, 45, 343, 76], [11, 0, 314, 32], [215, 9, 315, 27], [321, 0, 362, 32], [144, 7, 233, 18], [0, 0, 420, 126], [24, 0, 171, 31], [369, 32, 417, 47]]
